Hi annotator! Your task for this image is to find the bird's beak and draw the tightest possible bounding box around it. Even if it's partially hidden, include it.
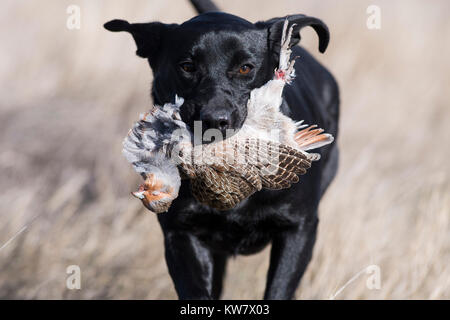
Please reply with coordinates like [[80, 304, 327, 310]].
[[132, 191, 145, 199], [132, 184, 146, 200]]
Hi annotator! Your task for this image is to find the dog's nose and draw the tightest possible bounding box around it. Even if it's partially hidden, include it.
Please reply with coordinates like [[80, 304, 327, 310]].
[[201, 112, 231, 134]]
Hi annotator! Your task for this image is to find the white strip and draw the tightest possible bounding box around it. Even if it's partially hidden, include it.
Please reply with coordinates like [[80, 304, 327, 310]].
[[0, 225, 28, 252], [329, 266, 370, 300], [0, 214, 41, 253]]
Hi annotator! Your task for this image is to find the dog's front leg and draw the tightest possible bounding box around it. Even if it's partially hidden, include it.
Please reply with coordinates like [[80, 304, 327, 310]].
[[163, 230, 215, 299], [263, 213, 319, 300]]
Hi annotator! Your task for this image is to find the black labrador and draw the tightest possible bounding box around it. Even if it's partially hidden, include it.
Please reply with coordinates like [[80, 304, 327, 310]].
[[104, 0, 339, 299]]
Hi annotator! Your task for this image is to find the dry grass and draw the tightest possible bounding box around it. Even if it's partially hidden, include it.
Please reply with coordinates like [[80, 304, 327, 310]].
[[0, 0, 449, 299]]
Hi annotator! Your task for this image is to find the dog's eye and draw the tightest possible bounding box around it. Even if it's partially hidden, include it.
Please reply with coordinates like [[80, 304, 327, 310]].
[[180, 62, 196, 73], [239, 64, 253, 75]]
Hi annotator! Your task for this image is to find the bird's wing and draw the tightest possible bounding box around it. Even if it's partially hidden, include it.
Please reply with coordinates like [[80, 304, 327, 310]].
[[243, 138, 312, 190], [123, 99, 189, 170], [187, 139, 266, 210], [190, 165, 256, 211], [188, 137, 314, 210]]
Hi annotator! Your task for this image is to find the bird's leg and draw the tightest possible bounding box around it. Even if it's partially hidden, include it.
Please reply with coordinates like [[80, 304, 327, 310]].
[[275, 20, 297, 83], [132, 173, 176, 213]]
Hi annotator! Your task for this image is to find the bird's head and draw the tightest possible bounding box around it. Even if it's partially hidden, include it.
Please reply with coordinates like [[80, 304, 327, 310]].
[[131, 173, 178, 214]]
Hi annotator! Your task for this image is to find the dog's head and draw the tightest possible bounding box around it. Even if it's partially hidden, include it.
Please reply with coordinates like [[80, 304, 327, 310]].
[[104, 12, 329, 139]]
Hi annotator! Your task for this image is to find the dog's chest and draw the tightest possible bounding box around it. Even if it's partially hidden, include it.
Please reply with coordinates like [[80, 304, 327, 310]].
[[174, 188, 299, 254]]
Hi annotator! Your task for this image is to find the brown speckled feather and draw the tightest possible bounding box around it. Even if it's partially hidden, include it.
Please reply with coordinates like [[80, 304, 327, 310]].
[[179, 137, 313, 210]]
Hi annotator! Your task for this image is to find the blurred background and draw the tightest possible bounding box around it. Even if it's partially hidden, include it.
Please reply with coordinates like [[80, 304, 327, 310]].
[[0, 0, 449, 299]]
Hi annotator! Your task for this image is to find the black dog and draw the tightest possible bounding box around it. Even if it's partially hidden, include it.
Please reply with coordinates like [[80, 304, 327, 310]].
[[104, 0, 339, 299]]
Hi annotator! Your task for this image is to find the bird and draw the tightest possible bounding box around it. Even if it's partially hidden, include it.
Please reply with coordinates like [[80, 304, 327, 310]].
[[123, 20, 334, 213]]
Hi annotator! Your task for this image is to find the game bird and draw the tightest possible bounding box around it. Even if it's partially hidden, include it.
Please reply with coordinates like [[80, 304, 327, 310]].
[[123, 21, 334, 213]]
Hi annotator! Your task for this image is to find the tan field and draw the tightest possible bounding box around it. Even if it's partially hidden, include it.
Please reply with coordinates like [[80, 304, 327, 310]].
[[0, 0, 448, 299]]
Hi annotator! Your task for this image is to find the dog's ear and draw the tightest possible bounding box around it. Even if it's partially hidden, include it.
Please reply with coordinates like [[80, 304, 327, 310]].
[[104, 19, 167, 60], [256, 14, 330, 54]]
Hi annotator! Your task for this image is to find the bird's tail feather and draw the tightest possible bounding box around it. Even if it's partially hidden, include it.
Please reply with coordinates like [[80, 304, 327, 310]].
[[294, 125, 334, 151]]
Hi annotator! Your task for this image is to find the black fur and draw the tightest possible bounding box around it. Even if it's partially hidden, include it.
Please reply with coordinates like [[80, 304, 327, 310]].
[[104, 2, 339, 300], [189, 0, 220, 14]]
